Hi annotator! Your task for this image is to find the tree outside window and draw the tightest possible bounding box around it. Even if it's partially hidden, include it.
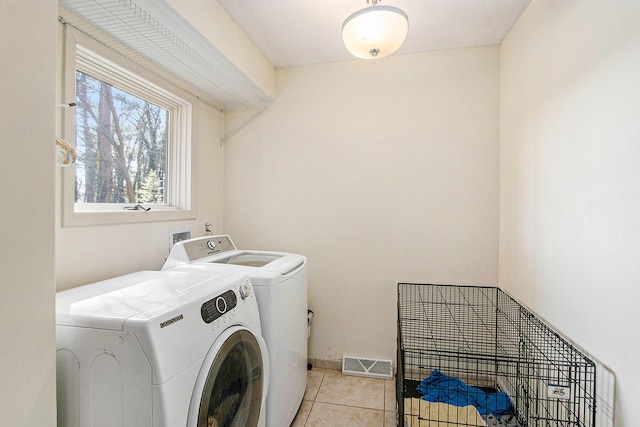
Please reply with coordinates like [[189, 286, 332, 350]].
[[75, 70, 169, 205]]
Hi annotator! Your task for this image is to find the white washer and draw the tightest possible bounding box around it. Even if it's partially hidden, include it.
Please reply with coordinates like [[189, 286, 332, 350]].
[[163, 235, 307, 427], [56, 270, 268, 427]]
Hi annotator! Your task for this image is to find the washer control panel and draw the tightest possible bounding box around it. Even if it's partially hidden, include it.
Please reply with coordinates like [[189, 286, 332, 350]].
[[184, 235, 236, 261], [201, 289, 237, 324]]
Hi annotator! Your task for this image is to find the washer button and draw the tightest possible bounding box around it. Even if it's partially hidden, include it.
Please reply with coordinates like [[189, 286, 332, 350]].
[[239, 284, 251, 299]]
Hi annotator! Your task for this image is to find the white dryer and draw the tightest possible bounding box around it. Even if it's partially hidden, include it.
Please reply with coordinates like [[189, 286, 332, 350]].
[[56, 270, 268, 427], [163, 236, 307, 427]]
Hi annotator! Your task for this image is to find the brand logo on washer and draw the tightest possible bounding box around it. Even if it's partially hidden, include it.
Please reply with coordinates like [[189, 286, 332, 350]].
[[160, 314, 184, 328]]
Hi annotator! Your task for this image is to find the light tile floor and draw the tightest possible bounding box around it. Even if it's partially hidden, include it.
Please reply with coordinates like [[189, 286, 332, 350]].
[[290, 368, 397, 427]]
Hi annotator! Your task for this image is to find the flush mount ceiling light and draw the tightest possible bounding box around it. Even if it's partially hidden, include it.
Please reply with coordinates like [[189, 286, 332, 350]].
[[342, 0, 409, 59]]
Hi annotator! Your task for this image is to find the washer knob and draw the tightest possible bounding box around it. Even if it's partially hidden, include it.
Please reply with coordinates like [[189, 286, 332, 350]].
[[239, 284, 251, 300]]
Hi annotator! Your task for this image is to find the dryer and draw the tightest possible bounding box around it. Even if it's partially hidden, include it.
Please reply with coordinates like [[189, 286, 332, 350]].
[[56, 270, 268, 427], [163, 236, 307, 427]]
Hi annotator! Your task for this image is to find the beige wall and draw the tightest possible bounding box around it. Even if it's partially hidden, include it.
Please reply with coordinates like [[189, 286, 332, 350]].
[[223, 47, 501, 362], [165, 0, 276, 100], [500, 1, 640, 426], [0, 0, 57, 424]]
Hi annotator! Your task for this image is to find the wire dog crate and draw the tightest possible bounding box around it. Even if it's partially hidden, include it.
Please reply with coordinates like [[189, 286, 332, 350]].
[[397, 284, 596, 427]]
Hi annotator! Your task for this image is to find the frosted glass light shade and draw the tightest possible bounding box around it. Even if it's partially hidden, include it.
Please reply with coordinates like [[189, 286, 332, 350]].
[[342, 5, 408, 59]]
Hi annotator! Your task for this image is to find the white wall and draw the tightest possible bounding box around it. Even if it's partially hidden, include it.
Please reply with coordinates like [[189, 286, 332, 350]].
[[500, 1, 640, 426], [223, 47, 501, 362], [0, 0, 57, 425]]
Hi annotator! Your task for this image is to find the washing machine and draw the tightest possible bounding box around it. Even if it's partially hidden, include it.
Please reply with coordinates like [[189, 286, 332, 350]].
[[163, 235, 307, 427], [56, 269, 268, 427]]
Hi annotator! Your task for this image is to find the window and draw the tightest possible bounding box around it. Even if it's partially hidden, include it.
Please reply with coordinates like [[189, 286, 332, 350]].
[[74, 68, 169, 205], [61, 28, 197, 225]]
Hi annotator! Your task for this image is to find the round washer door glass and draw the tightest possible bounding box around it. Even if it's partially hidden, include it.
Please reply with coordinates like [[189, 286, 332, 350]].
[[197, 329, 264, 427]]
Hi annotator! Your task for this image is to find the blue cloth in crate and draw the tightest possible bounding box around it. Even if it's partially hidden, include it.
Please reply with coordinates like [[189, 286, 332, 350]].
[[417, 370, 512, 416]]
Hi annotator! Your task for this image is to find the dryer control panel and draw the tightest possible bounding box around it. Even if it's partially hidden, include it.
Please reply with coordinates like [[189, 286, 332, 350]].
[[201, 289, 237, 324], [184, 235, 236, 261]]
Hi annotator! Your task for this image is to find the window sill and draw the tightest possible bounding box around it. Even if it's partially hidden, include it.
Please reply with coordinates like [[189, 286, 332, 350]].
[[62, 205, 196, 227]]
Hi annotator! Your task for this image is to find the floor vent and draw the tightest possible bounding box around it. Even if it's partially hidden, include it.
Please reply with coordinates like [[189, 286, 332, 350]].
[[342, 356, 393, 379]]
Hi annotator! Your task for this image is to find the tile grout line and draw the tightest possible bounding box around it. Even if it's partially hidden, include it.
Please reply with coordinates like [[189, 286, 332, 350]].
[[306, 369, 325, 427], [313, 401, 386, 411], [302, 368, 326, 427], [302, 401, 313, 427], [298, 369, 391, 426]]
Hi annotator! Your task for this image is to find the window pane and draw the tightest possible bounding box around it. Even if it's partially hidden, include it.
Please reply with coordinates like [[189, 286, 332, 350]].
[[75, 70, 169, 204]]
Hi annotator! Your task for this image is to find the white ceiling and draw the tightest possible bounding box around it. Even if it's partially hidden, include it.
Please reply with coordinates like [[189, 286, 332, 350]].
[[217, 0, 531, 68]]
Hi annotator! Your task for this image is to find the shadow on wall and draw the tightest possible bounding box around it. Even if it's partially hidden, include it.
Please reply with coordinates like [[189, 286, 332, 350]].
[[596, 360, 615, 427]]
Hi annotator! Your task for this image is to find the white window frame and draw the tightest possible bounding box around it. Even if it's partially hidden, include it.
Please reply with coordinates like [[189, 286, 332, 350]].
[[61, 26, 197, 226]]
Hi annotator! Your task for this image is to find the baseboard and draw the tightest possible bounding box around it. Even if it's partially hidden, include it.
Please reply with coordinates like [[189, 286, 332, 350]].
[[308, 357, 342, 371]]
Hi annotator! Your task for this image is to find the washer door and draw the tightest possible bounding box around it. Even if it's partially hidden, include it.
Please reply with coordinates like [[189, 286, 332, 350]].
[[188, 326, 265, 427]]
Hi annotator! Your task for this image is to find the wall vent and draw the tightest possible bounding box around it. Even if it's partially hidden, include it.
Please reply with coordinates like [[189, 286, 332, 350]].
[[342, 356, 393, 379]]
